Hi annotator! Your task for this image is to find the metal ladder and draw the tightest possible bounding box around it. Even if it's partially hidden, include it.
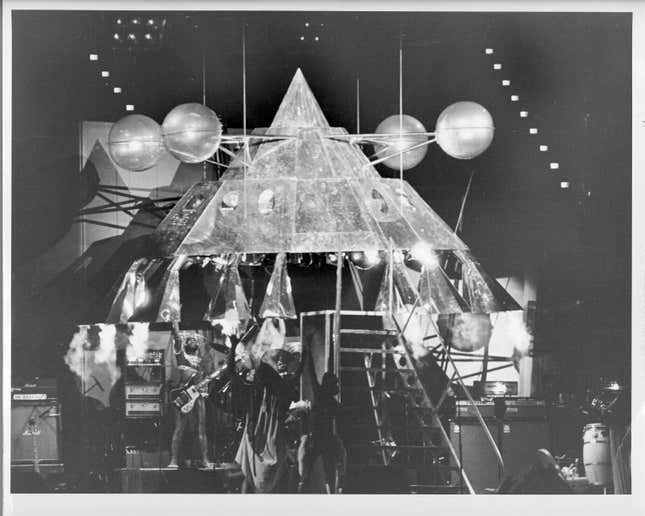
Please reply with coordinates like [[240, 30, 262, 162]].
[[336, 311, 472, 493]]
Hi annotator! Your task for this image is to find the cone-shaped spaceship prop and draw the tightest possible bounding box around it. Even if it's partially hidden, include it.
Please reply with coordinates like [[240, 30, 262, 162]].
[[203, 259, 251, 323], [454, 250, 521, 313], [375, 256, 418, 313], [259, 253, 297, 319], [155, 255, 186, 322], [418, 261, 469, 314], [96, 69, 518, 326], [107, 258, 149, 324]]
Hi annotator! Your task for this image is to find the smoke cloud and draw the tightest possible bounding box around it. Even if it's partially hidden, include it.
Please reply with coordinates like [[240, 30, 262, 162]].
[[127, 322, 150, 362]]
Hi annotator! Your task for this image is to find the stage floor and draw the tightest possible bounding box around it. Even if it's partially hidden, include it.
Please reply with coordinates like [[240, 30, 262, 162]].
[[115, 463, 244, 493]]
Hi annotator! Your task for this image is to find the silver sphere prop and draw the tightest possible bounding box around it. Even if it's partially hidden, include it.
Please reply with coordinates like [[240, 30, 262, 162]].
[[108, 114, 166, 171], [162, 103, 223, 163], [437, 313, 492, 353], [435, 101, 494, 160], [374, 114, 429, 170]]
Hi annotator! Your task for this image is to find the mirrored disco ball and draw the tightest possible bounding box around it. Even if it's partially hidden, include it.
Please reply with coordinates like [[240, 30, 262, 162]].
[[435, 101, 494, 160], [162, 103, 222, 163], [108, 114, 166, 171], [374, 114, 429, 170]]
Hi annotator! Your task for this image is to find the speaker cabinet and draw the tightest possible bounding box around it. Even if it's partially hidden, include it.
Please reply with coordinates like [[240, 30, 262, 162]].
[[450, 420, 501, 493], [11, 402, 61, 465], [449, 415, 550, 493]]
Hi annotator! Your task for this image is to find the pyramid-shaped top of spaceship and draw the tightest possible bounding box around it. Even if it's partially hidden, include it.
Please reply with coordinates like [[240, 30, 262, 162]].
[[155, 69, 469, 255], [268, 68, 330, 132]]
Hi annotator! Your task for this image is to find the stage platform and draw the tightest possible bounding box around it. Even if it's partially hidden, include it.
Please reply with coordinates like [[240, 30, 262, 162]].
[[114, 463, 244, 493]]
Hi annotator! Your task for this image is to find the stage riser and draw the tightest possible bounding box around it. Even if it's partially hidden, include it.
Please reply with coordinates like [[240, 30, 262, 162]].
[[115, 468, 243, 493]]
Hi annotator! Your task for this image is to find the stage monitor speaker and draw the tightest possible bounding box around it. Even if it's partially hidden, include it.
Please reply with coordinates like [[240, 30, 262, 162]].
[[11, 402, 61, 465], [450, 420, 501, 493]]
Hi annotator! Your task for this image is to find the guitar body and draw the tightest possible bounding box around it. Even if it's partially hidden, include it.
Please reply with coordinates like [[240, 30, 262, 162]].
[[170, 384, 201, 414]]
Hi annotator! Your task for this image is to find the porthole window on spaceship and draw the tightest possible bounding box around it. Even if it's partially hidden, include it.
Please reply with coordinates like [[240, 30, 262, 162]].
[[369, 188, 389, 216], [220, 191, 240, 214], [258, 189, 275, 214]]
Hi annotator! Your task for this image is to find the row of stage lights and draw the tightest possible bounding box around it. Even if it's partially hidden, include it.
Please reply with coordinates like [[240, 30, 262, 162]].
[[299, 20, 324, 42], [484, 47, 569, 190], [112, 16, 167, 50], [195, 242, 438, 272]]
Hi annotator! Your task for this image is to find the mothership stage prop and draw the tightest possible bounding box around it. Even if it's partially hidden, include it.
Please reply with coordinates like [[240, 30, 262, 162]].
[[85, 70, 524, 493]]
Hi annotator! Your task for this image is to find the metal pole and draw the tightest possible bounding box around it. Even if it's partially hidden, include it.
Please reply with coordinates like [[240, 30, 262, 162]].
[[333, 251, 343, 402], [356, 77, 360, 134]]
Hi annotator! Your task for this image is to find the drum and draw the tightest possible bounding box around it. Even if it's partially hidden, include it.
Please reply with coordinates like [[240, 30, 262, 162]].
[[583, 423, 612, 486]]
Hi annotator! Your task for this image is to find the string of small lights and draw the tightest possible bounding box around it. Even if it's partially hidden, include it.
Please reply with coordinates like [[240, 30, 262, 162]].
[[484, 47, 568, 190], [86, 15, 168, 114], [87, 50, 132, 112]]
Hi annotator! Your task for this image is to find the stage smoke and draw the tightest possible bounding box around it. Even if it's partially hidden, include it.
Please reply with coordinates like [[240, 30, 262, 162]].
[[127, 322, 150, 362], [95, 324, 120, 383], [64, 326, 90, 379], [495, 311, 532, 357]]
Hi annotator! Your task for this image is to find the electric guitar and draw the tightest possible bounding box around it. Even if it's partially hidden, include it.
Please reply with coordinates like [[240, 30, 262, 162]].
[[170, 322, 258, 414], [170, 364, 229, 414]]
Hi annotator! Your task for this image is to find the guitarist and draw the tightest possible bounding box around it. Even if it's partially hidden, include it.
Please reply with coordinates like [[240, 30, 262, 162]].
[[168, 322, 214, 469]]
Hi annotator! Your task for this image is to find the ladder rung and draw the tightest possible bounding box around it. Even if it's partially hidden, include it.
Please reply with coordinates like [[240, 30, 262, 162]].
[[341, 386, 422, 393], [347, 444, 444, 450], [340, 329, 399, 336], [341, 366, 414, 373], [340, 347, 400, 354]]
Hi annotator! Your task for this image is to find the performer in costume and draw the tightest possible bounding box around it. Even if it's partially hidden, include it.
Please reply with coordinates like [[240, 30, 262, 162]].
[[234, 318, 303, 493], [168, 322, 214, 469], [297, 340, 346, 493]]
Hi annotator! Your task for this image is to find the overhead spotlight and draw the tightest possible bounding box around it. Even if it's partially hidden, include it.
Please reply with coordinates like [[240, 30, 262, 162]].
[[113, 33, 120, 40], [127, 33, 136, 41], [147, 18, 155, 26], [125, 104, 135, 111], [550, 162, 560, 170], [539, 145, 548, 152], [144, 33, 152, 40], [529, 128, 538, 135], [300, 35, 304, 41], [520, 111, 528, 118], [364, 249, 381, 266], [132, 17, 141, 25], [502, 80, 510, 86], [314, 36, 319, 41], [485, 48, 494, 54], [113, 86, 122, 93], [410, 241, 439, 268], [560, 181, 570, 189], [305, 21, 310, 27], [493, 63, 502, 70], [511, 95, 519, 101], [89, 53, 98, 61], [101, 70, 110, 77]]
